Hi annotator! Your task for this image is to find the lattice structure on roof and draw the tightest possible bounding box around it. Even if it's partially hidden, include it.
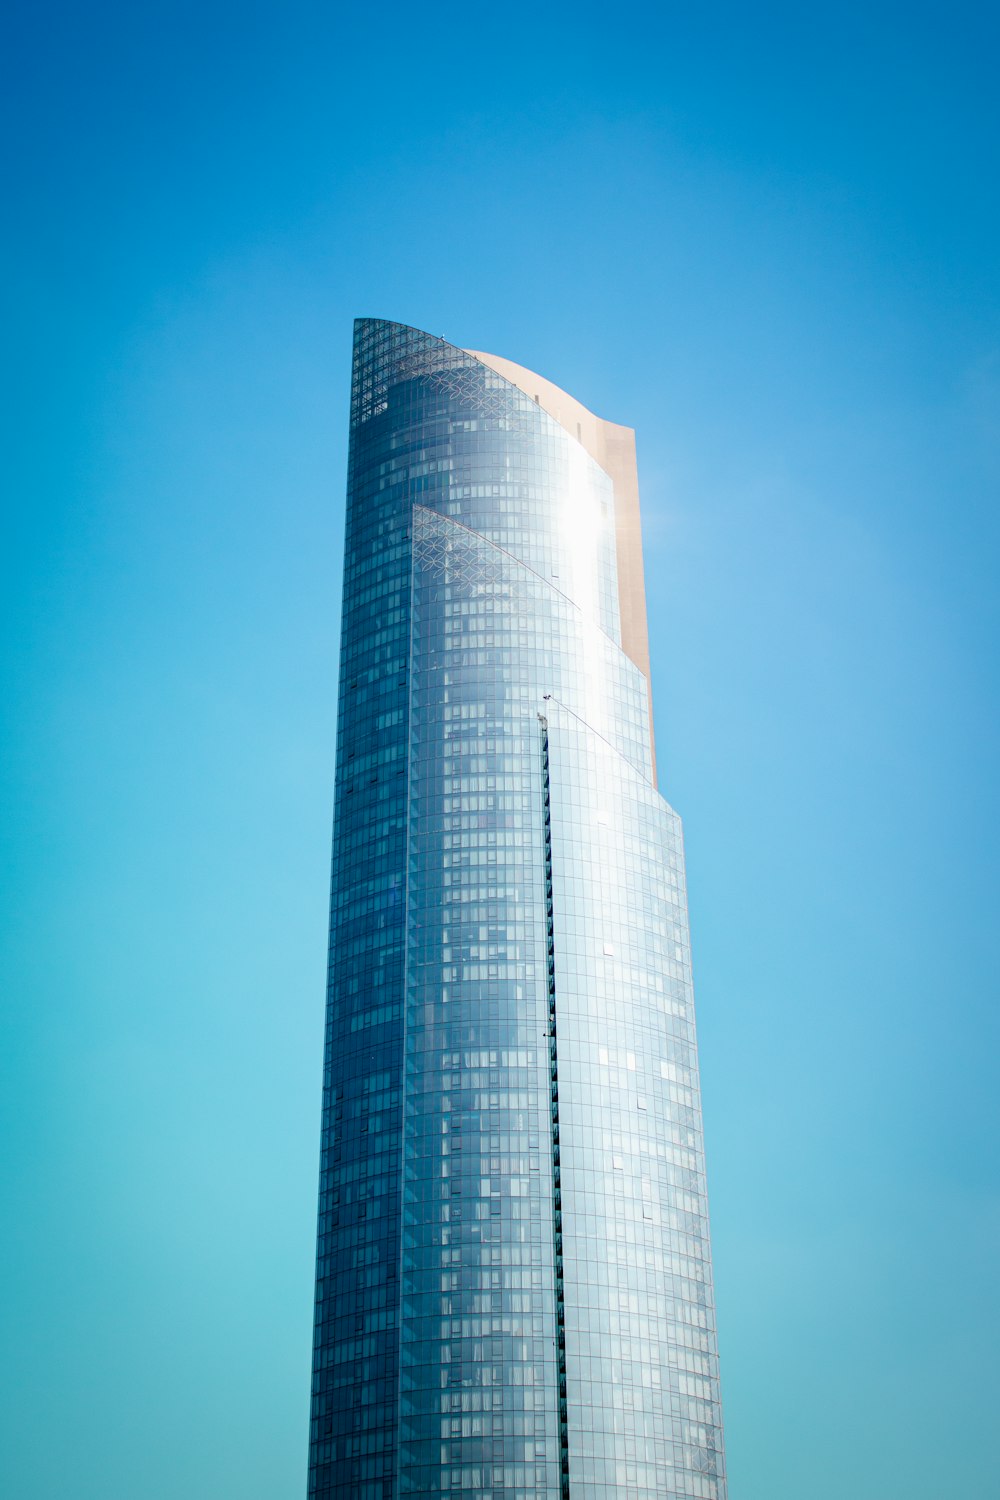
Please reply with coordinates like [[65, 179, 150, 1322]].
[[352, 317, 539, 427]]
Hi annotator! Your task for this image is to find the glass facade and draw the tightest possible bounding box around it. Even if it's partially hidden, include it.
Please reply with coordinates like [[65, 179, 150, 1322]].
[[308, 320, 726, 1500]]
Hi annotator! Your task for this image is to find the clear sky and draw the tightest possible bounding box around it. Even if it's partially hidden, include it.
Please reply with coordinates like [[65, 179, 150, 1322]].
[[2, 3, 998, 1497]]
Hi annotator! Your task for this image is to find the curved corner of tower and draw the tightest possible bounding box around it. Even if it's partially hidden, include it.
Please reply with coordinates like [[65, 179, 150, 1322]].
[[468, 345, 656, 779]]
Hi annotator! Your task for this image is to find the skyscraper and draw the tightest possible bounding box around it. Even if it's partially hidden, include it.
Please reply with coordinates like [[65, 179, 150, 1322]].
[[308, 319, 726, 1500]]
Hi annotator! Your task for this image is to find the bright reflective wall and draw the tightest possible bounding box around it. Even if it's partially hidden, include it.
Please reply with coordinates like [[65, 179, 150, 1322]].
[[309, 320, 726, 1500], [545, 703, 725, 1499]]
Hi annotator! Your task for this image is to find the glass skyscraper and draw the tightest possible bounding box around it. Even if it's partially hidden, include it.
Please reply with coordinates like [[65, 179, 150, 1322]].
[[308, 319, 726, 1500]]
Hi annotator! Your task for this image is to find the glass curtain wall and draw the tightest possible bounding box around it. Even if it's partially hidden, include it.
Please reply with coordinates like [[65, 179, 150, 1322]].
[[308, 320, 726, 1500]]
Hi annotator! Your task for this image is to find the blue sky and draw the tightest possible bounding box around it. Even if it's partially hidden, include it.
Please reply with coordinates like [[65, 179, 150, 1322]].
[[2, 3, 998, 1496]]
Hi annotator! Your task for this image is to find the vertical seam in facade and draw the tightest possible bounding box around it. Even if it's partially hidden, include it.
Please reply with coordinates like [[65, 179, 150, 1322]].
[[392, 511, 416, 1499], [539, 711, 570, 1500]]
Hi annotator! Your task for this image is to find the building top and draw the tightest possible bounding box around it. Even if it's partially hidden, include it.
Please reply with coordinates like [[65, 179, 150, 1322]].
[[468, 345, 656, 781]]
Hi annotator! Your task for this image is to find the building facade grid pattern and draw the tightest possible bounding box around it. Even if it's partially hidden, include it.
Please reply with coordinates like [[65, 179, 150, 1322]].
[[308, 319, 726, 1500]]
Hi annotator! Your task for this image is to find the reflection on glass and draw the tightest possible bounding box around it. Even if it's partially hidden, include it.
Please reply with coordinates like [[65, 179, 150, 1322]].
[[308, 320, 726, 1500]]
